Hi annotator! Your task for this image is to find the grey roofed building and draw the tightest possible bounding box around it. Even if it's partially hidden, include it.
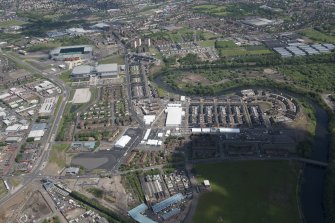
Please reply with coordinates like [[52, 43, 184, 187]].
[[96, 64, 119, 78], [71, 65, 94, 79], [71, 63, 119, 80], [31, 123, 47, 131], [65, 167, 80, 175]]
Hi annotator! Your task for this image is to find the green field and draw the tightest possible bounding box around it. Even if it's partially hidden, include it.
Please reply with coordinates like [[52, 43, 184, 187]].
[[214, 41, 272, 57], [99, 54, 125, 64], [301, 28, 335, 43], [193, 5, 228, 17], [0, 179, 8, 197], [219, 47, 272, 57], [49, 144, 70, 169], [0, 19, 28, 28], [193, 161, 301, 223]]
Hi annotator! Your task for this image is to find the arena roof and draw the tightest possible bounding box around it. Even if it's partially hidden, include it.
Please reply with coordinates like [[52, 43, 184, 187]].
[[50, 45, 93, 55]]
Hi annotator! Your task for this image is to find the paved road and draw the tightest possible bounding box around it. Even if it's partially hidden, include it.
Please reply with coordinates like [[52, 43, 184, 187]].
[[0, 51, 70, 205]]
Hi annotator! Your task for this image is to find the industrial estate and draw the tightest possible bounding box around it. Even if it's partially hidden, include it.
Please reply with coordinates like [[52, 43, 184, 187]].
[[0, 0, 334, 223]]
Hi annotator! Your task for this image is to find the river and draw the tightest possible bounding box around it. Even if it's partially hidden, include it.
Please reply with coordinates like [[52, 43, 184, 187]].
[[153, 73, 330, 223]]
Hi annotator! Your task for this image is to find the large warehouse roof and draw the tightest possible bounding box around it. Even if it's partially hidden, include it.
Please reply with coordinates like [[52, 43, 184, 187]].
[[96, 63, 118, 73], [165, 105, 183, 127], [72, 65, 93, 75], [115, 135, 131, 148]]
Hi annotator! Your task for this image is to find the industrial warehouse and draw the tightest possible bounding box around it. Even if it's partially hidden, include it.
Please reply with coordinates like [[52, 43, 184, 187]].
[[70, 63, 119, 80]]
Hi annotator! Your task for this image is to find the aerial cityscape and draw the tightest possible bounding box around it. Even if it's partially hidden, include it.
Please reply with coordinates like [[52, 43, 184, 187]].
[[0, 0, 334, 223]]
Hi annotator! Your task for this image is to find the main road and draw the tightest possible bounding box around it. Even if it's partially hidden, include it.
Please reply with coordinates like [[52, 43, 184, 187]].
[[0, 51, 71, 205]]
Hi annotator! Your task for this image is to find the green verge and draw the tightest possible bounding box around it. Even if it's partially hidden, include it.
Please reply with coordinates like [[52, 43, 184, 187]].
[[193, 161, 301, 223]]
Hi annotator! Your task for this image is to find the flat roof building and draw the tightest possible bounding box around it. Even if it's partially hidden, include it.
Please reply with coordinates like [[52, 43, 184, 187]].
[[71, 63, 119, 80], [71, 65, 94, 80], [96, 64, 119, 78], [165, 104, 184, 127], [115, 135, 131, 148]]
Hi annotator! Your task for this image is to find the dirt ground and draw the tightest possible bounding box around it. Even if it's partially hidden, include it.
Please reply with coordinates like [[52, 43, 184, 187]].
[[182, 73, 211, 86], [0, 181, 40, 223], [63, 175, 129, 213], [16, 191, 52, 223]]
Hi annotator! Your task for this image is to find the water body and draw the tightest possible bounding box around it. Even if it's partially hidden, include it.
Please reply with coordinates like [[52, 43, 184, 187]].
[[153, 73, 329, 223]]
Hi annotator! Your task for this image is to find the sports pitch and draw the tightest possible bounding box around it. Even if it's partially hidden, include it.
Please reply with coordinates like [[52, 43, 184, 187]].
[[193, 161, 301, 223]]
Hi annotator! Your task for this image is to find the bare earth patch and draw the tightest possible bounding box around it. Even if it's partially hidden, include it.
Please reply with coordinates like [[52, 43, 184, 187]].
[[182, 73, 211, 86]]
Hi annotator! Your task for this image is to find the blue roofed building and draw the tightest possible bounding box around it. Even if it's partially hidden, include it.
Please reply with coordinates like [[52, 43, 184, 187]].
[[152, 193, 184, 214], [128, 203, 157, 223]]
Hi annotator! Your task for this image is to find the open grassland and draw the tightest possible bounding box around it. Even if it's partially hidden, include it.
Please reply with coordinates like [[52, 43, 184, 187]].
[[0, 20, 28, 28], [193, 161, 301, 223], [0, 179, 7, 197], [215, 41, 272, 57], [99, 54, 125, 65], [193, 5, 228, 17], [219, 48, 272, 57], [301, 28, 335, 43], [49, 144, 70, 170]]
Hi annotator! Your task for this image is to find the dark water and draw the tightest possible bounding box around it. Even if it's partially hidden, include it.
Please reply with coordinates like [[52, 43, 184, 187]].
[[300, 101, 329, 223], [153, 74, 330, 223]]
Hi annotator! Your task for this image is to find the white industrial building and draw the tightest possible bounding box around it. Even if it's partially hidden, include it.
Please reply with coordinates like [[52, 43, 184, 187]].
[[71, 63, 119, 80], [115, 135, 131, 148], [28, 123, 47, 140], [143, 115, 156, 125], [165, 104, 184, 127], [6, 124, 29, 133], [39, 96, 58, 116]]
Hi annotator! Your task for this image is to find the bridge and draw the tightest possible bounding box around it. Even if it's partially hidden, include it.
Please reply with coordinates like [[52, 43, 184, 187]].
[[188, 156, 329, 168], [293, 157, 328, 167]]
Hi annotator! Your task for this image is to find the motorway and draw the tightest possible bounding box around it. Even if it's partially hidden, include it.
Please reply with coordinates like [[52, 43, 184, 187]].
[[0, 50, 71, 206]]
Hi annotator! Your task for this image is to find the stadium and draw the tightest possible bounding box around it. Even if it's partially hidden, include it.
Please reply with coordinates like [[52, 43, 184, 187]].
[[49, 45, 93, 61]]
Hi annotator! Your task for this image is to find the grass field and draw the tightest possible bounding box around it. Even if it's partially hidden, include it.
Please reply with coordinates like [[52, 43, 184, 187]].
[[99, 54, 125, 64], [59, 70, 71, 83], [301, 28, 335, 43], [0, 179, 8, 197], [0, 19, 28, 28], [193, 5, 228, 17], [49, 144, 70, 169], [193, 161, 301, 223], [219, 47, 272, 57]]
